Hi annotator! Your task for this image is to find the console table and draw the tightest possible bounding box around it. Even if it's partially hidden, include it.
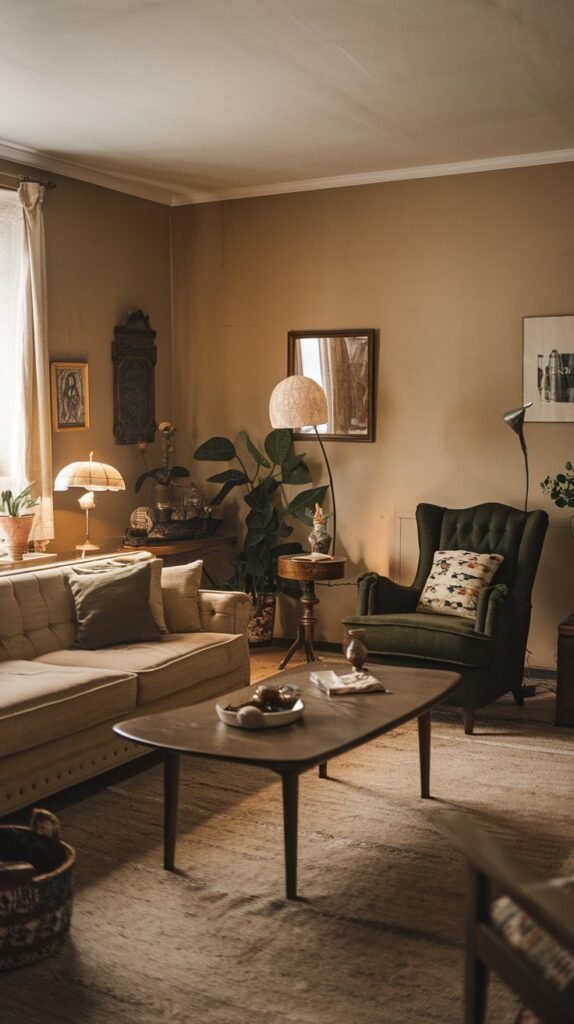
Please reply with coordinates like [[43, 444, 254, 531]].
[[122, 534, 236, 578], [0, 535, 237, 584], [277, 555, 346, 669]]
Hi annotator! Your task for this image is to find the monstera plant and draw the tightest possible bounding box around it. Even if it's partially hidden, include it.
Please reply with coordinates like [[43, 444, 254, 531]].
[[194, 428, 327, 643]]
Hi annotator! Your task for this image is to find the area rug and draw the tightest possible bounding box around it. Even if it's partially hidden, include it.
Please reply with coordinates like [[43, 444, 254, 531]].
[[1, 674, 572, 1023]]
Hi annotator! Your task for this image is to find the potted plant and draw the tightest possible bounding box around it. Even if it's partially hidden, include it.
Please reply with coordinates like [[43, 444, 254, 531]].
[[194, 428, 327, 644], [135, 421, 190, 512], [0, 484, 38, 561], [541, 461, 574, 531]]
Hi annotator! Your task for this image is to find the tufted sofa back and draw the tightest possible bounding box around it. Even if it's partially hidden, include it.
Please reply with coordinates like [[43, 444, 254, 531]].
[[413, 502, 548, 605], [0, 568, 77, 662]]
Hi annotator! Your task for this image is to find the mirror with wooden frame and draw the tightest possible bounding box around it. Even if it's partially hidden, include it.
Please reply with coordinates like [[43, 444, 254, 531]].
[[287, 328, 376, 441]]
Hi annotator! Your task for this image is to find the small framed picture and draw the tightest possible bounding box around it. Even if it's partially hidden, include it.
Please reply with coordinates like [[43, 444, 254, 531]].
[[523, 315, 574, 422], [51, 362, 90, 431]]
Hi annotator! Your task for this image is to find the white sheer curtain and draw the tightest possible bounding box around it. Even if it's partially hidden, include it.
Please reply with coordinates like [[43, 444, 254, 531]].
[[0, 183, 53, 542]]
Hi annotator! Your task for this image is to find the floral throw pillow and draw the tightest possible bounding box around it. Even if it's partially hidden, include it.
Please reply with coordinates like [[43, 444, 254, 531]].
[[417, 550, 504, 620], [491, 877, 574, 1023]]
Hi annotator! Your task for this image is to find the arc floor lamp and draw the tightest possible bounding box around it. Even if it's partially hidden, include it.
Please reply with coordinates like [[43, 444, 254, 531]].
[[269, 375, 337, 554]]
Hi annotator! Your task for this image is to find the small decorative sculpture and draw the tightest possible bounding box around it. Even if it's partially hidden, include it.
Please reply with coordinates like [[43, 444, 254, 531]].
[[307, 503, 332, 555], [344, 628, 369, 673]]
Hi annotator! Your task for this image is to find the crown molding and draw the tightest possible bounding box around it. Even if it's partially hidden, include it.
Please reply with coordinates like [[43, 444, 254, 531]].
[[0, 138, 572, 207], [0, 139, 180, 206], [172, 148, 574, 205]]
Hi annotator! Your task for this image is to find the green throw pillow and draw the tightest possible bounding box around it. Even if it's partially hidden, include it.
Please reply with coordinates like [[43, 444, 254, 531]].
[[67, 562, 162, 650]]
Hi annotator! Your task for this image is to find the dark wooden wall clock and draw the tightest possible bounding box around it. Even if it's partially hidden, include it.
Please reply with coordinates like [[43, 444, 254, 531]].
[[112, 308, 157, 445]]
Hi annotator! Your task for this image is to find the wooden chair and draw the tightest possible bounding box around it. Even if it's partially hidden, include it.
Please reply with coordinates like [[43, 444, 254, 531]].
[[436, 810, 574, 1024]]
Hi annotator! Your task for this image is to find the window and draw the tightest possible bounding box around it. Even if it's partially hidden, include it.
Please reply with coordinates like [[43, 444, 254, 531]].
[[0, 191, 25, 488], [0, 183, 53, 541]]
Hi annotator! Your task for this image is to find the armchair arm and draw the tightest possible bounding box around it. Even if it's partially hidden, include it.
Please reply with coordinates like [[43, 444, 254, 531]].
[[474, 583, 508, 635], [357, 572, 420, 615], [198, 590, 253, 635], [435, 810, 574, 951]]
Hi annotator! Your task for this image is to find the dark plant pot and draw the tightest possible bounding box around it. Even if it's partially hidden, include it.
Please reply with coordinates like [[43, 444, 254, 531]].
[[247, 593, 276, 646]]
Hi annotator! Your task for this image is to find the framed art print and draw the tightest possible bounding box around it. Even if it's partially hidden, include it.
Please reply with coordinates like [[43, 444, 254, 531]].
[[51, 362, 90, 431], [523, 315, 574, 422]]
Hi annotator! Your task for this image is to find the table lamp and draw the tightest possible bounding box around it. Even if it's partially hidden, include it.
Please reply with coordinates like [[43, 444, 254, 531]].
[[269, 375, 337, 553], [503, 402, 532, 512], [54, 452, 125, 554]]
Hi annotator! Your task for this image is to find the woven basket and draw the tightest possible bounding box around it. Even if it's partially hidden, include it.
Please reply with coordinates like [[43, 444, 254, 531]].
[[0, 809, 75, 971]]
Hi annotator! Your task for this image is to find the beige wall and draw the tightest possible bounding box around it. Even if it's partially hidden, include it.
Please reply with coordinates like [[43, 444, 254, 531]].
[[172, 163, 574, 668], [0, 160, 173, 553]]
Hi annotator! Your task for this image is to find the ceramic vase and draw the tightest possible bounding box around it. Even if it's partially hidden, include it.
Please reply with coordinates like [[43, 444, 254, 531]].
[[344, 628, 369, 672], [308, 523, 332, 555]]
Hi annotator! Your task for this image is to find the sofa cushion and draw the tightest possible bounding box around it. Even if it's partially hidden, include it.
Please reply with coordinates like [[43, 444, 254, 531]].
[[37, 631, 248, 705], [67, 562, 162, 649], [70, 554, 167, 633], [161, 561, 203, 633], [0, 660, 138, 757], [342, 611, 493, 668]]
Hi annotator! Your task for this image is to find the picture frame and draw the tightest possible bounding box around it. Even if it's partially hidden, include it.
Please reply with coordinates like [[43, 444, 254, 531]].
[[523, 315, 574, 422], [287, 328, 376, 441], [50, 362, 90, 431]]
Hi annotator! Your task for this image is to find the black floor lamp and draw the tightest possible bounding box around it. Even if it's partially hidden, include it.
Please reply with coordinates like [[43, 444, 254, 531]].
[[502, 401, 535, 697], [503, 401, 532, 513]]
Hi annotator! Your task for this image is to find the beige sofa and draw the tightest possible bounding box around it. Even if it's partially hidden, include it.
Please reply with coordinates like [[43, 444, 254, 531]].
[[0, 557, 252, 816]]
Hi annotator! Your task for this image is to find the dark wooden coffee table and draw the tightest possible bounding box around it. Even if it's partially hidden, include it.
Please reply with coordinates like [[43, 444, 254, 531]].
[[114, 662, 460, 899]]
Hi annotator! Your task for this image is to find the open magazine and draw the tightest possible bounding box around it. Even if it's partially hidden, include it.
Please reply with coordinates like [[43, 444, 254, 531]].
[[310, 670, 391, 696]]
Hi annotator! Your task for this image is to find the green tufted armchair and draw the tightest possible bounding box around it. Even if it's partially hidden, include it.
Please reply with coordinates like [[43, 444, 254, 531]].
[[342, 503, 548, 734]]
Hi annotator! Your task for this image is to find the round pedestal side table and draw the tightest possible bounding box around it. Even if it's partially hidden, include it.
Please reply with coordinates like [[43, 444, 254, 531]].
[[277, 555, 346, 670]]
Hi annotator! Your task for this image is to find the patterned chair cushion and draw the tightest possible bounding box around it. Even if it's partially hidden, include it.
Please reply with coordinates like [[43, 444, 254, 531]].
[[491, 878, 574, 1023], [417, 550, 504, 620]]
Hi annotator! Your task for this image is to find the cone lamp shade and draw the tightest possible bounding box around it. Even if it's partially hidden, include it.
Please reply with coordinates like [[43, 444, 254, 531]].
[[269, 375, 337, 554], [502, 402, 532, 512], [54, 452, 125, 554]]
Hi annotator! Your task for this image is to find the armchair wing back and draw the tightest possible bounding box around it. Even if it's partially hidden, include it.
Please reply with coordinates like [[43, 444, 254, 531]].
[[345, 502, 549, 731]]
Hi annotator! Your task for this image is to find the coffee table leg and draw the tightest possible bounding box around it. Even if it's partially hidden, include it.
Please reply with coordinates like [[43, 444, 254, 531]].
[[281, 772, 299, 899], [319, 762, 328, 779], [164, 750, 180, 870], [418, 711, 431, 798]]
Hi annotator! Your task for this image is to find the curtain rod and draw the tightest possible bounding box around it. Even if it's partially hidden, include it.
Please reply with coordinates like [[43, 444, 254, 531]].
[[0, 171, 57, 190]]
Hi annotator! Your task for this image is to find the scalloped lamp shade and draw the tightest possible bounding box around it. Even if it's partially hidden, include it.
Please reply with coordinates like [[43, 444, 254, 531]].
[[269, 375, 328, 429], [54, 452, 125, 554], [54, 457, 125, 492]]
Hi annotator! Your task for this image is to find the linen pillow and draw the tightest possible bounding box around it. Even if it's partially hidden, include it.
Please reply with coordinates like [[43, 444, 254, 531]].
[[417, 550, 504, 620], [67, 561, 162, 649], [161, 560, 203, 633], [70, 553, 167, 633], [491, 880, 574, 1023]]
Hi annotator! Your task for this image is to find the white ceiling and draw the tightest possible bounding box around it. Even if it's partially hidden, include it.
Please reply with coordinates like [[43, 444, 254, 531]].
[[0, 0, 573, 205]]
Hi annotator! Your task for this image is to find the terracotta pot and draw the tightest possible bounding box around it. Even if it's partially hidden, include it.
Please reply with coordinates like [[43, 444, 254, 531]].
[[247, 593, 276, 647], [0, 514, 35, 561]]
